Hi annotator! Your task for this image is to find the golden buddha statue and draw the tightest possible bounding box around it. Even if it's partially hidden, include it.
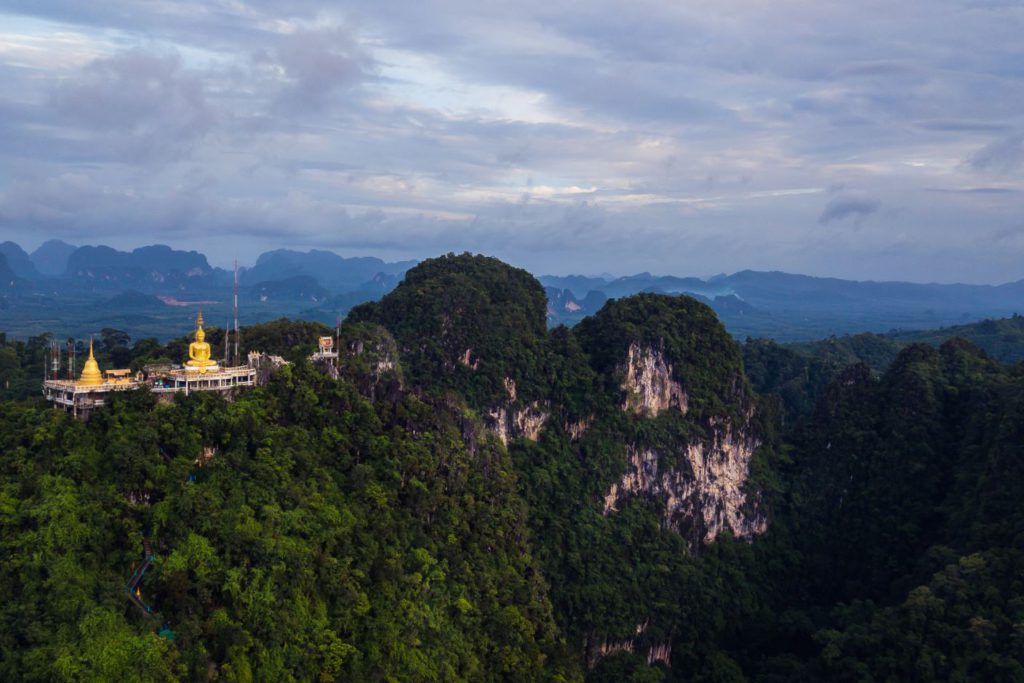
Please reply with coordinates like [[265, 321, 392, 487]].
[[186, 311, 218, 373], [78, 338, 103, 386]]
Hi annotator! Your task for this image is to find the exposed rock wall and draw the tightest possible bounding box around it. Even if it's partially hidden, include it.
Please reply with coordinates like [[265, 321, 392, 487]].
[[564, 417, 591, 442], [587, 623, 672, 669], [621, 341, 687, 416], [488, 403, 549, 445], [486, 377, 550, 445], [606, 341, 766, 546], [602, 422, 766, 545]]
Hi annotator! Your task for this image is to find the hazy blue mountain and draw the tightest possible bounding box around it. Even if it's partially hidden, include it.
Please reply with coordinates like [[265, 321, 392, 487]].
[[244, 249, 416, 293], [708, 293, 758, 315], [542, 269, 1024, 340], [0, 253, 34, 295], [605, 273, 711, 299], [0, 253, 17, 284], [545, 287, 609, 325], [719, 269, 1016, 312], [536, 274, 610, 297], [358, 271, 404, 295], [248, 275, 331, 304], [103, 290, 170, 310], [63, 244, 229, 293], [29, 239, 77, 276], [0, 242, 40, 280]]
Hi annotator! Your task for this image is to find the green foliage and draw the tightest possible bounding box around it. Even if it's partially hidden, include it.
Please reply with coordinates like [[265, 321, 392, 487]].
[[349, 253, 550, 409], [0, 362, 570, 681], [576, 294, 750, 421], [745, 315, 1024, 424], [0, 332, 51, 401], [787, 332, 903, 373], [334, 322, 404, 402], [890, 313, 1024, 364], [814, 549, 1024, 681]]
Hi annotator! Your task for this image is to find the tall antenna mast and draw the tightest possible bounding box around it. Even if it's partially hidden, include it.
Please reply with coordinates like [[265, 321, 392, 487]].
[[233, 259, 239, 366], [50, 340, 60, 380], [225, 319, 230, 365], [67, 338, 75, 380]]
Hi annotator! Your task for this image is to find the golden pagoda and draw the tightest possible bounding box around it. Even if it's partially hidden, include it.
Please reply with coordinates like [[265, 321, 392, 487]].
[[186, 310, 218, 373], [78, 338, 104, 386]]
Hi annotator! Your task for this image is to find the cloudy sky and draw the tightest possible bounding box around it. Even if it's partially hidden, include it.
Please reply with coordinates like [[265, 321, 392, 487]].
[[1, 1, 1023, 282]]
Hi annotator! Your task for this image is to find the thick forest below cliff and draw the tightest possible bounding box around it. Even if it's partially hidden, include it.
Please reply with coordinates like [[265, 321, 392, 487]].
[[2, 254, 1023, 681]]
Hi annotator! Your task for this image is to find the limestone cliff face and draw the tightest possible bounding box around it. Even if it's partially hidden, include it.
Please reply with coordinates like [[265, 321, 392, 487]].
[[488, 403, 549, 445], [602, 428, 766, 545], [487, 377, 549, 445], [587, 622, 672, 669], [621, 341, 687, 416], [605, 342, 766, 546], [564, 417, 591, 442]]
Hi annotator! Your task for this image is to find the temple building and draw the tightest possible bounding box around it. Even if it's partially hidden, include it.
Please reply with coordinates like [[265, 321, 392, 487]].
[[43, 312, 259, 419]]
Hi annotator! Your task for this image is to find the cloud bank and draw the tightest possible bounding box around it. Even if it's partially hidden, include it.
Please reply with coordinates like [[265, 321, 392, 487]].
[[0, 1, 1022, 283]]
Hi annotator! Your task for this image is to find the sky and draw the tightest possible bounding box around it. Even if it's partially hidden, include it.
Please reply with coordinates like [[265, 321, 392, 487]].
[[1, 1, 1023, 283]]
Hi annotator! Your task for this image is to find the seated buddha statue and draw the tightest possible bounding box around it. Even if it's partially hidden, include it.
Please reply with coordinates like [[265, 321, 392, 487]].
[[186, 311, 218, 373]]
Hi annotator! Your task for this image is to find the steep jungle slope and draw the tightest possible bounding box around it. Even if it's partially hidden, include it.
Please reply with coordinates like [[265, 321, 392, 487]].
[[0, 359, 570, 681], [734, 339, 1024, 681]]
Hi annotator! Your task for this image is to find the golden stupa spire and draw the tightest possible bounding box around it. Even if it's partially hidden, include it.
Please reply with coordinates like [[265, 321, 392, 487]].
[[78, 337, 103, 386]]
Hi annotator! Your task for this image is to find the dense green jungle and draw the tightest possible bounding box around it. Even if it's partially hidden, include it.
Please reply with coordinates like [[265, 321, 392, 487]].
[[2, 254, 1023, 681]]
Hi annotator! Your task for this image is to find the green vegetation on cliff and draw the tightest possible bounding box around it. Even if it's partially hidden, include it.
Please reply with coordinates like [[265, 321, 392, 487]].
[[349, 253, 550, 409]]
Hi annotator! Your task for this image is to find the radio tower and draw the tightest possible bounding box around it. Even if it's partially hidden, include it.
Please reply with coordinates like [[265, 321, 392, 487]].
[[67, 338, 76, 380], [50, 340, 61, 380], [233, 259, 239, 366]]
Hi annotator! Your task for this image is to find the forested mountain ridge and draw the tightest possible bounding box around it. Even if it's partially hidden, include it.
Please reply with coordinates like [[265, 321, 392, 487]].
[[340, 255, 782, 670], [2, 254, 1023, 681]]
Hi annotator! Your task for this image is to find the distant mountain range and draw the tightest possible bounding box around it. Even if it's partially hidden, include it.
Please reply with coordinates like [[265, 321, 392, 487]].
[[30, 239, 77, 276], [244, 249, 415, 292], [541, 269, 1024, 340], [0, 242, 417, 339], [0, 239, 1022, 342]]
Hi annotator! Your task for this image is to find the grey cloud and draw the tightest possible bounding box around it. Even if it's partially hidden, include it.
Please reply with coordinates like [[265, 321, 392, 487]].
[[818, 196, 881, 224], [255, 28, 375, 114], [833, 61, 916, 78], [52, 50, 214, 161], [925, 187, 1017, 194], [968, 134, 1024, 173], [916, 119, 1010, 133]]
